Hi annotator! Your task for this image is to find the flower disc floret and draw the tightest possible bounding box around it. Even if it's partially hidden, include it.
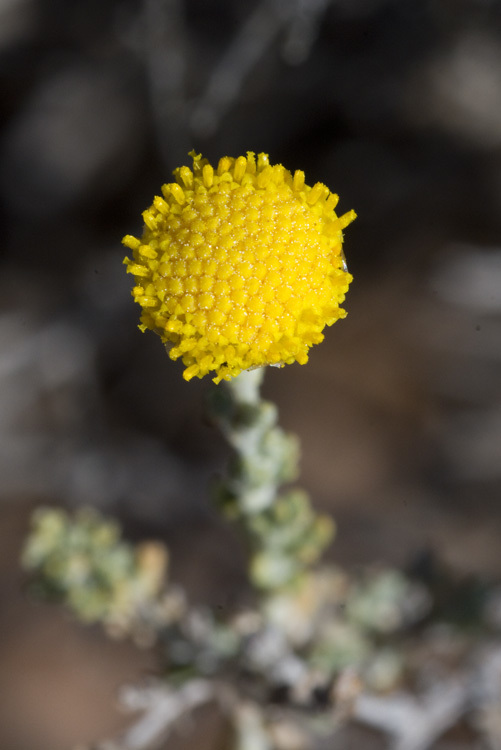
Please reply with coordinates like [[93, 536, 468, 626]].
[[123, 151, 355, 383]]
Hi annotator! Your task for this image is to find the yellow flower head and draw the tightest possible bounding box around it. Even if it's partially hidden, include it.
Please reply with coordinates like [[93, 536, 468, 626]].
[[123, 152, 355, 383]]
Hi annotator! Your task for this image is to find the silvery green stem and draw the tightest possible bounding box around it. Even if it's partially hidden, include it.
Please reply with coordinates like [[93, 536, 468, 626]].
[[217, 368, 297, 515], [227, 366, 264, 405], [210, 368, 334, 592]]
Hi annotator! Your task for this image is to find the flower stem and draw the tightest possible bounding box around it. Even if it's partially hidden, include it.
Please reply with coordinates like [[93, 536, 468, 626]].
[[209, 369, 334, 592]]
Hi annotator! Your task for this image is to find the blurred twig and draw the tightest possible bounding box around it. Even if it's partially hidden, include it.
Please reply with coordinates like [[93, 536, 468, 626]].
[[355, 678, 469, 750], [145, 0, 336, 149], [92, 679, 216, 750], [190, 0, 287, 137], [143, 0, 191, 167], [281, 0, 334, 65]]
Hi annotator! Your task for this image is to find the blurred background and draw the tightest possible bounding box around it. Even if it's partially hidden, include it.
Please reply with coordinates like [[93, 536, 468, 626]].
[[1, 0, 501, 747]]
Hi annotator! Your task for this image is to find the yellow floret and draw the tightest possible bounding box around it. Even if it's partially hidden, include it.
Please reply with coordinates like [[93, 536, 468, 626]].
[[123, 151, 355, 383]]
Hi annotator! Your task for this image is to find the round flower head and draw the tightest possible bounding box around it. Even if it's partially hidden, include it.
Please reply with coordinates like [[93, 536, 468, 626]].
[[123, 152, 355, 383]]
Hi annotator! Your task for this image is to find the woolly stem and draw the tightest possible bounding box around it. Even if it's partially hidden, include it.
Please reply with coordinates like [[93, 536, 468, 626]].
[[210, 368, 334, 592]]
